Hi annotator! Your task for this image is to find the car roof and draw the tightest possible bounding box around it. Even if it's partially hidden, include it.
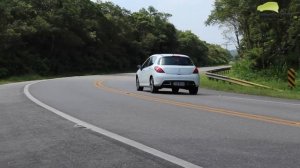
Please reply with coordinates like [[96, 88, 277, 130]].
[[150, 54, 189, 58]]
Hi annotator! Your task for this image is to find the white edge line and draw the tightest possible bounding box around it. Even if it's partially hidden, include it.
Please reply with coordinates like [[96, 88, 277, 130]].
[[24, 81, 203, 168]]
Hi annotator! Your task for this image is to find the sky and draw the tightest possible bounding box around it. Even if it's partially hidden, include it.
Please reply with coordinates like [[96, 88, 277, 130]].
[[101, 0, 235, 50]]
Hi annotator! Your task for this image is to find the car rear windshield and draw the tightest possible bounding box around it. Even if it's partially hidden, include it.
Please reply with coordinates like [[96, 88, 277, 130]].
[[159, 56, 194, 66]]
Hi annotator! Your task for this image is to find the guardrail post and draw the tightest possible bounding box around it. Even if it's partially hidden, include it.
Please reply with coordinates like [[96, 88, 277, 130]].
[[288, 68, 296, 89]]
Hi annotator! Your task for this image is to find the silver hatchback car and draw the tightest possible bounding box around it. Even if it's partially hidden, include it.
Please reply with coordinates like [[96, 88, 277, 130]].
[[136, 54, 200, 95]]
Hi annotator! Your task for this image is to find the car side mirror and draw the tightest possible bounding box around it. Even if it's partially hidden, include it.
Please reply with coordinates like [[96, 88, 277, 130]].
[[137, 65, 142, 70]]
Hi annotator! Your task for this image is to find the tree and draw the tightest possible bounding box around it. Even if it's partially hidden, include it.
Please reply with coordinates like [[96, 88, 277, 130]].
[[176, 31, 209, 66], [205, 0, 243, 51], [207, 0, 300, 71], [0, 0, 228, 78], [207, 44, 231, 65]]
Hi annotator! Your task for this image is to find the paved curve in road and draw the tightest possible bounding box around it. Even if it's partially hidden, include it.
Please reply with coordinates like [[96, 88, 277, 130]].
[[1, 71, 300, 168]]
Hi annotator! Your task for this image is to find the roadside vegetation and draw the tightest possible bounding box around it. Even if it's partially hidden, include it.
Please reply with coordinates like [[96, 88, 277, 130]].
[[0, 74, 46, 85], [202, 0, 300, 100], [201, 67, 300, 100], [206, 0, 299, 71], [0, 0, 230, 80]]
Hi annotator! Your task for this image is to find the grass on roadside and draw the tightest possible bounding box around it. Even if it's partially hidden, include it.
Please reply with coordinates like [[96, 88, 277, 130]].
[[0, 70, 135, 85], [0, 73, 88, 85], [0, 74, 48, 85], [200, 72, 300, 100]]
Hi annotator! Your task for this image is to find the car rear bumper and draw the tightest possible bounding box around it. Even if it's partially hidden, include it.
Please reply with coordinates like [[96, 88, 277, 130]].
[[153, 74, 200, 88]]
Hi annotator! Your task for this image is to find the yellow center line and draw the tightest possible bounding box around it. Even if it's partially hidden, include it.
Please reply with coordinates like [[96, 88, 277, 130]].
[[95, 80, 300, 128]]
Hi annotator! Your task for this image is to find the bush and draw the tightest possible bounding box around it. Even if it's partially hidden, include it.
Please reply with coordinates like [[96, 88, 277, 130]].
[[232, 59, 288, 81], [232, 59, 256, 80]]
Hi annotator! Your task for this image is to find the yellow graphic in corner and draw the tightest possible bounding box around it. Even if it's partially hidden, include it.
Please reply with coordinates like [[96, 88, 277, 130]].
[[257, 2, 279, 13]]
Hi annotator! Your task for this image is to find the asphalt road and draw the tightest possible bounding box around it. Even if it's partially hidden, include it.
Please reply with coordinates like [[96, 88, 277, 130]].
[[1, 71, 300, 168]]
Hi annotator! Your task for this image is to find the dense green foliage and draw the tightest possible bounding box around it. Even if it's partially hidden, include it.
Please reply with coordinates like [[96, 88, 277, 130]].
[[206, 0, 300, 74], [0, 0, 230, 78]]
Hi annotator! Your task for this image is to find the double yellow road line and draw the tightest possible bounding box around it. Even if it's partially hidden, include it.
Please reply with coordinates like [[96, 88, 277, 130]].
[[95, 80, 300, 128]]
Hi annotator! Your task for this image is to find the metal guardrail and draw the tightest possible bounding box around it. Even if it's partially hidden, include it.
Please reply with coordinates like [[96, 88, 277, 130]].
[[205, 67, 281, 91], [206, 72, 253, 87], [207, 67, 231, 74]]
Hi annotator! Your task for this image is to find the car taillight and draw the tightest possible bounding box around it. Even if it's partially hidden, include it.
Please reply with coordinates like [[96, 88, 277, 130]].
[[193, 68, 199, 74], [154, 66, 165, 73]]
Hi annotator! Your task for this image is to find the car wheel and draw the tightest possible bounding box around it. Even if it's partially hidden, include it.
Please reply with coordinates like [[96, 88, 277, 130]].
[[136, 77, 143, 91], [189, 87, 198, 95], [150, 77, 158, 93], [172, 88, 179, 94]]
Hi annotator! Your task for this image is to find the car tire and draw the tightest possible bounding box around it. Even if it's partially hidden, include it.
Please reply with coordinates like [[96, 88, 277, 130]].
[[172, 88, 179, 94], [150, 77, 158, 93], [189, 87, 198, 95], [136, 77, 143, 91]]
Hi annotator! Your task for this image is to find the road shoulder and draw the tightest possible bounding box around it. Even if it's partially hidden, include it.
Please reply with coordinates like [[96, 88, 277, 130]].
[[0, 83, 178, 168]]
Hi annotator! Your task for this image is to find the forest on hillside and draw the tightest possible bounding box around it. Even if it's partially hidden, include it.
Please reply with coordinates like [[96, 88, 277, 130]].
[[206, 0, 300, 73], [0, 0, 231, 78]]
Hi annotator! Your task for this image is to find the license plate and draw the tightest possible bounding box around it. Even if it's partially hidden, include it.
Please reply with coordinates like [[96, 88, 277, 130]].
[[173, 82, 185, 86]]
